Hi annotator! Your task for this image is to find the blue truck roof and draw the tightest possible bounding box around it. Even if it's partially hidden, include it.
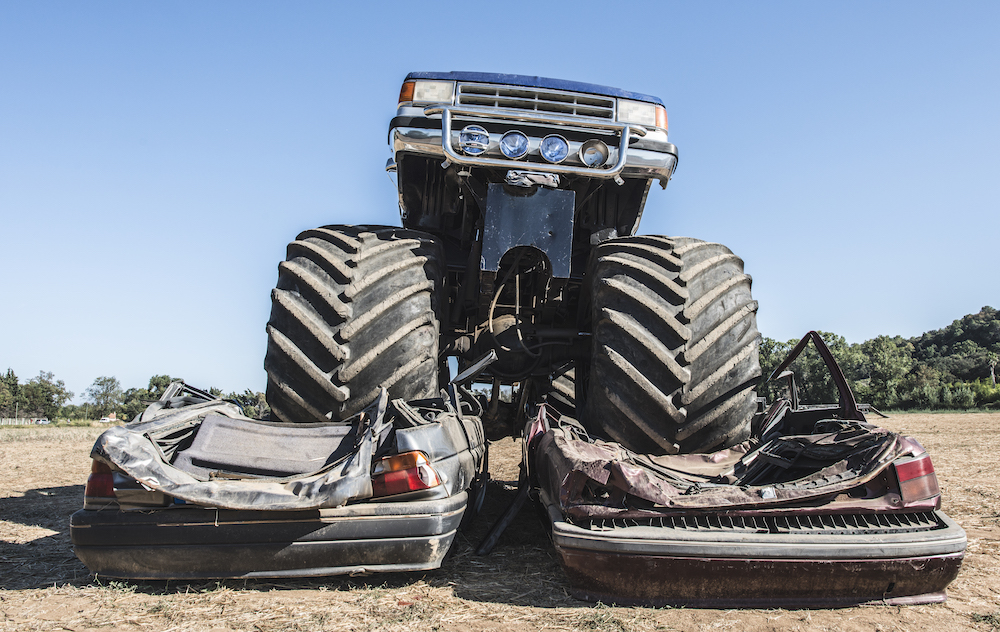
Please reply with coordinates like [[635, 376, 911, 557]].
[[405, 72, 663, 106]]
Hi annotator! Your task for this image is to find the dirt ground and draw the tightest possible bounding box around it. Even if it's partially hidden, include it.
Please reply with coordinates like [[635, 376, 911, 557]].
[[1, 412, 998, 631]]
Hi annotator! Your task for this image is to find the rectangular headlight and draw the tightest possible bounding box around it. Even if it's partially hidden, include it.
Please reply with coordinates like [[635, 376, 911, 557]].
[[412, 80, 455, 104], [617, 99, 657, 127]]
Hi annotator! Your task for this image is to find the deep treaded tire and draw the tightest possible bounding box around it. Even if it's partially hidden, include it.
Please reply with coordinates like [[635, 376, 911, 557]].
[[584, 236, 760, 454], [264, 225, 443, 422], [545, 363, 578, 419]]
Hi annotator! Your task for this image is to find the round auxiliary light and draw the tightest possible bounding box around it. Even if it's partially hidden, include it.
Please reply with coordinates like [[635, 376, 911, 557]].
[[539, 134, 570, 164], [579, 139, 610, 168], [499, 131, 529, 159], [459, 125, 489, 156]]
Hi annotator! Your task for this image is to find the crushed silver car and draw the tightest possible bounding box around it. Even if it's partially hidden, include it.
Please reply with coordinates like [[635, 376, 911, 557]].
[[71, 383, 486, 579]]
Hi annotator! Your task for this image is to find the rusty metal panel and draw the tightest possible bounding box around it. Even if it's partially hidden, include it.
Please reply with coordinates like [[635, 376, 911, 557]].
[[556, 546, 964, 608]]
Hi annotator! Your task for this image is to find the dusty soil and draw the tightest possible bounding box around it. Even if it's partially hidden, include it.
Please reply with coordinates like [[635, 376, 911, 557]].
[[1, 413, 998, 631]]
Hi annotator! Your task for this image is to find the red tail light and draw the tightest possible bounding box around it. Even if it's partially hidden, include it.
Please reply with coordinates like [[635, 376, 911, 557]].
[[893, 453, 940, 505], [85, 460, 116, 499], [371, 451, 441, 498]]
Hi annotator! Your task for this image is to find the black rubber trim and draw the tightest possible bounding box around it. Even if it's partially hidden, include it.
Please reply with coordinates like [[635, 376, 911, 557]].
[[390, 116, 442, 131]]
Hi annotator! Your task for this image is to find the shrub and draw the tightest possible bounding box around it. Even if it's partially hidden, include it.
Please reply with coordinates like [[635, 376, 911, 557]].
[[909, 384, 939, 409], [953, 384, 975, 409], [939, 384, 954, 407]]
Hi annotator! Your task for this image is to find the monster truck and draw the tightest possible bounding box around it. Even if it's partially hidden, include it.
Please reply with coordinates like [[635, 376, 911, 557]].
[[264, 72, 761, 455]]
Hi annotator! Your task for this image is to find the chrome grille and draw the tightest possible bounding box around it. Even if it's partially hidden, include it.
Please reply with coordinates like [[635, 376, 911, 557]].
[[457, 83, 615, 120], [575, 511, 942, 536]]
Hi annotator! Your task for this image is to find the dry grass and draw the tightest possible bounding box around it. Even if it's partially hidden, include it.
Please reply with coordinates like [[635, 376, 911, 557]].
[[1, 414, 998, 631], [0, 425, 107, 443]]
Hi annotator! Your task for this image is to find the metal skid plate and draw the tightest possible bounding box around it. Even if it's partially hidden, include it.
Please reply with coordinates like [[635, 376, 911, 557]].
[[481, 183, 575, 279]]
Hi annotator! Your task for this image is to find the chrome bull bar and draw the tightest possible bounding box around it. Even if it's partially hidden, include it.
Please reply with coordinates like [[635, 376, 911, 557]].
[[422, 105, 646, 181]]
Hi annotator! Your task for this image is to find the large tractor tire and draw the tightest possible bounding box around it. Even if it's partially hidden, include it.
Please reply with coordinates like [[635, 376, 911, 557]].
[[545, 362, 578, 419], [264, 225, 443, 422], [583, 236, 760, 454]]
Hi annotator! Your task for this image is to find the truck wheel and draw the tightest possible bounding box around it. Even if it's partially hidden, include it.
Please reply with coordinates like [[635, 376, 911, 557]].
[[583, 236, 760, 453], [545, 362, 578, 418], [265, 225, 443, 421]]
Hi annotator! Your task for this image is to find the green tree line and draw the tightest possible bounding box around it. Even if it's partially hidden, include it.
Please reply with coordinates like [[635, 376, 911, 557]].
[[760, 306, 1000, 410], [4, 306, 997, 420], [0, 369, 74, 420], [0, 371, 268, 421]]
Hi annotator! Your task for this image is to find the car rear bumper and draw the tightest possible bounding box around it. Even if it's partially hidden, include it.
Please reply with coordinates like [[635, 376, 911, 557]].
[[71, 492, 468, 579], [542, 493, 966, 607]]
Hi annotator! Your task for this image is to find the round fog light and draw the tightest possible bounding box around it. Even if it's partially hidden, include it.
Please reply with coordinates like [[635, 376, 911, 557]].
[[579, 139, 610, 167], [539, 134, 569, 164], [499, 131, 529, 159], [459, 125, 489, 156]]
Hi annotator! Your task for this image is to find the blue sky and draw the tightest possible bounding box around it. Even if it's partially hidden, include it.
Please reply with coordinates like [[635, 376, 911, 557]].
[[1, 1, 998, 402]]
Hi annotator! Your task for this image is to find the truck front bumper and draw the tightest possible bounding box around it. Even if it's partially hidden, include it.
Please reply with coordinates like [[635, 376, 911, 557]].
[[389, 106, 678, 186]]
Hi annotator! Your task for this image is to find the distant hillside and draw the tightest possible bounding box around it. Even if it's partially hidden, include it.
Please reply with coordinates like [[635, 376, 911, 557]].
[[760, 306, 1000, 410], [910, 306, 1000, 383]]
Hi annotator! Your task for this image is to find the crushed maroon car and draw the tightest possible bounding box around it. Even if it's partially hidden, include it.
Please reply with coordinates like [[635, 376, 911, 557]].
[[523, 332, 966, 607]]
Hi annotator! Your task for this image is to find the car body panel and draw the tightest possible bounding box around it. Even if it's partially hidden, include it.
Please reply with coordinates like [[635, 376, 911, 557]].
[[557, 547, 963, 608], [72, 493, 468, 579]]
